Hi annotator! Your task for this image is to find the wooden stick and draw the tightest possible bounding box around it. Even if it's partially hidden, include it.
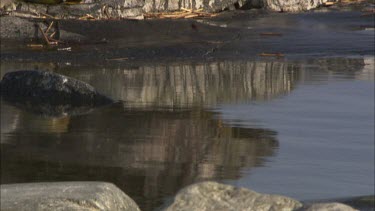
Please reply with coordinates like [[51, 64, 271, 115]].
[[184, 14, 199, 19], [260, 32, 283, 36], [45, 21, 54, 34], [49, 31, 56, 38], [27, 44, 44, 48], [259, 53, 284, 57], [39, 12, 56, 19], [106, 57, 129, 61], [38, 25, 51, 45]]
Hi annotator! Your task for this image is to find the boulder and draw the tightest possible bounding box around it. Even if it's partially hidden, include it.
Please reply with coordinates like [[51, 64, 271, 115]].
[[301, 203, 358, 211], [0, 182, 140, 211], [165, 181, 303, 211], [0, 0, 329, 20], [142, 0, 329, 12], [0, 70, 113, 106], [249, 0, 328, 12], [143, 0, 247, 13], [1, 0, 144, 19]]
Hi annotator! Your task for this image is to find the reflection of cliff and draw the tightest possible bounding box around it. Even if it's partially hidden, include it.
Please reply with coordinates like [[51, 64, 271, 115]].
[[57, 60, 299, 107], [1, 103, 278, 211], [299, 57, 372, 82]]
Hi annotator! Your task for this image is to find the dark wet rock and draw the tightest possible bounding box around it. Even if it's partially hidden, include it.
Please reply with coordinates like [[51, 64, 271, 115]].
[[0, 182, 141, 211], [0, 16, 37, 39], [165, 181, 303, 211], [4, 101, 98, 117], [300, 203, 358, 211], [0, 70, 113, 106], [335, 195, 374, 211]]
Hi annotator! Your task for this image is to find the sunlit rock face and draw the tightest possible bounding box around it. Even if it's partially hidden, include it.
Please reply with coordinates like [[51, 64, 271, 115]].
[[142, 0, 326, 12], [165, 182, 303, 211], [258, 0, 328, 12], [59, 60, 299, 108], [143, 0, 245, 12]]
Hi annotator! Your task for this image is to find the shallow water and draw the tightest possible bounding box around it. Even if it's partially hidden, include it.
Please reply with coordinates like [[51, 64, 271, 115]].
[[1, 56, 374, 210]]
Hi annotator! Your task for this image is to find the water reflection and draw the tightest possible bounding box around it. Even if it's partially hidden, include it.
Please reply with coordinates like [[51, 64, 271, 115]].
[[0, 56, 372, 211], [57, 60, 299, 107], [1, 102, 278, 211]]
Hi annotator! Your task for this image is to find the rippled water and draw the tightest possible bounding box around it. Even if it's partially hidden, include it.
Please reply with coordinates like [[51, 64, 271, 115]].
[[1, 56, 374, 211]]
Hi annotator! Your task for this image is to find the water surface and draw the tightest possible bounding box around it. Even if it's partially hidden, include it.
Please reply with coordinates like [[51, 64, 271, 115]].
[[1, 56, 373, 210]]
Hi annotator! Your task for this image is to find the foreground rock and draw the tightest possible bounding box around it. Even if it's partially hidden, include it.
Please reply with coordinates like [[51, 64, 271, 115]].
[[165, 181, 303, 211], [0, 70, 113, 107], [0, 182, 140, 211]]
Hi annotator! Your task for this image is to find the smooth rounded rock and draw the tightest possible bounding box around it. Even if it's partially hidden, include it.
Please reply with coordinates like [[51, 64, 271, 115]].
[[165, 181, 303, 211], [0, 182, 141, 211]]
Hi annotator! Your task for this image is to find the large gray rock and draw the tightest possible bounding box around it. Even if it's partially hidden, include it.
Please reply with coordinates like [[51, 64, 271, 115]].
[[142, 0, 328, 12], [1, 0, 328, 19], [0, 70, 113, 106], [165, 181, 303, 211], [302, 203, 358, 211], [249, 0, 328, 12], [143, 0, 247, 13], [0, 182, 140, 211]]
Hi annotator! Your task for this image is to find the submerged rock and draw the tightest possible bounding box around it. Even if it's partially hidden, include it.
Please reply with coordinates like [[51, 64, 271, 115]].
[[0, 70, 113, 106], [0, 182, 141, 211], [165, 181, 303, 211]]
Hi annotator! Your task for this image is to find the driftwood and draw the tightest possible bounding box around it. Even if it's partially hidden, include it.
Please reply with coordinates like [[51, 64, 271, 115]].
[[145, 8, 218, 19], [33, 21, 61, 46], [259, 53, 284, 57], [260, 32, 283, 36], [78, 14, 96, 20]]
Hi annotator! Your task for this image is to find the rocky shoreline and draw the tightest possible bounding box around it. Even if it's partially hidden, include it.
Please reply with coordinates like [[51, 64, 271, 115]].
[[0, 0, 333, 21], [1, 0, 372, 42], [1, 1, 374, 211], [1, 181, 373, 211]]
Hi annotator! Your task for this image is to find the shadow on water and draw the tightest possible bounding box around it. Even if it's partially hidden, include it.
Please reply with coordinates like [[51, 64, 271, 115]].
[[0, 56, 371, 211]]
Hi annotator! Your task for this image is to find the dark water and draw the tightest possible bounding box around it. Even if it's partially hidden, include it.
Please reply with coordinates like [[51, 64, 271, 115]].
[[1, 56, 374, 210]]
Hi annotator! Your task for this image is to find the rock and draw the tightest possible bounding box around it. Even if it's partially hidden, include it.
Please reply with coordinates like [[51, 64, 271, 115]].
[[255, 0, 328, 12], [0, 182, 141, 211], [0, 16, 37, 39], [165, 181, 303, 211], [0, 70, 113, 106], [0, 0, 330, 21], [143, 0, 246, 13], [301, 203, 358, 211], [142, 0, 329, 12], [335, 195, 375, 211]]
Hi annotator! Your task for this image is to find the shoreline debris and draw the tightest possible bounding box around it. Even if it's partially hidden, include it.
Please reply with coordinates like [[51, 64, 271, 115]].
[[259, 53, 285, 58], [260, 32, 283, 36], [144, 8, 218, 19]]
